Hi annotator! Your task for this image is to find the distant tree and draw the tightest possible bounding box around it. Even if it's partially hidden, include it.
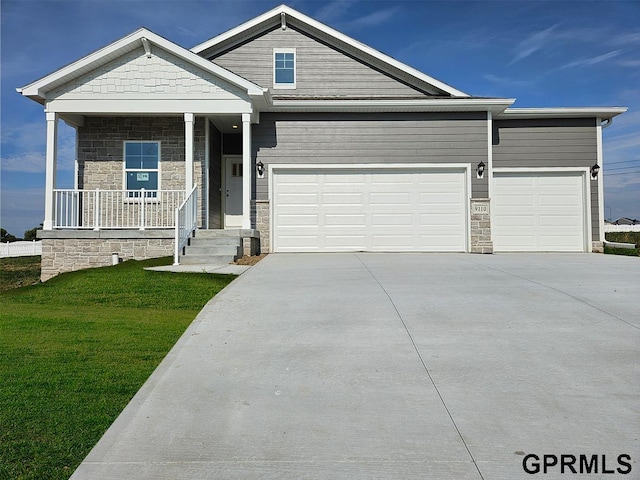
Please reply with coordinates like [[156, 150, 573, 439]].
[[24, 226, 41, 241], [1, 228, 19, 242]]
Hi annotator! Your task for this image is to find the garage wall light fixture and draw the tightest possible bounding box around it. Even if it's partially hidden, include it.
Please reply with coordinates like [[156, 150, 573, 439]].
[[476, 161, 486, 178], [256, 161, 265, 178], [590, 163, 600, 178]]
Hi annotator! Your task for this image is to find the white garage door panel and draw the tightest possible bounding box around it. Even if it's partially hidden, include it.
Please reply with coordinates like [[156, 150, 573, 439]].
[[493, 173, 585, 252], [273, 169, 467, 252]]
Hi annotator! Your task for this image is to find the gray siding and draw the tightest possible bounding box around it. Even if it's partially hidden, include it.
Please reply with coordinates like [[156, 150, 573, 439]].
[[212, 26, 427, 98], [492, 118, 600, 241], [252, 112, 488, 199]]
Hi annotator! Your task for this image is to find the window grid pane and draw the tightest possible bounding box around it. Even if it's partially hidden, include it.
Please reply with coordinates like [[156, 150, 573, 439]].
[[275, 51, 295, 85], [125, 142, 159, 192]]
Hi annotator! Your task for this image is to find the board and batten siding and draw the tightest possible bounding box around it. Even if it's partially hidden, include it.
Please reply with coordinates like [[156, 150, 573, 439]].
[[211, 26, 427, 97], [252, 112, 488, 200], [492, 118, 600, 240]]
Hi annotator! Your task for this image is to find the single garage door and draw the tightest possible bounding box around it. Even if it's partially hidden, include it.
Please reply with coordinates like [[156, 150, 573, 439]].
[[492, 172, 586, 252], [272, 168, 467, 252]]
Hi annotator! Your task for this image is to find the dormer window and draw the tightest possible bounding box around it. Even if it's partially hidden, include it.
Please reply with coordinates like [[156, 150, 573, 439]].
[[274, 48, 296, 89]]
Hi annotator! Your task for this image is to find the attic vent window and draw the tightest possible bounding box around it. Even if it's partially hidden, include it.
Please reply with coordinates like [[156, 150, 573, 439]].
[[274, 48, 296, 89]]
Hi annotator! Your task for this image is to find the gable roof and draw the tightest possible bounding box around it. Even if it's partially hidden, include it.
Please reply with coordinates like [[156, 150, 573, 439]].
[[191, 4, 469, 98], [18, 28, 267, 105]]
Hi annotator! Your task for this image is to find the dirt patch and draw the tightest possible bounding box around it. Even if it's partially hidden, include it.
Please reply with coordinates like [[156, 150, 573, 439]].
[[234, 254, 267, 266]]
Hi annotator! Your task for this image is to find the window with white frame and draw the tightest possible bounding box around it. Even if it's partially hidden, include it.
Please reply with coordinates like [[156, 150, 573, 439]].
[[274, 48, 296, 88], [124, 141, 160, 197]]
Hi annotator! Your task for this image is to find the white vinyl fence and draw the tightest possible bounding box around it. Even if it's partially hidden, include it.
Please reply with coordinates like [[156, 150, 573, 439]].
[[1, 240, 42, 258], [604, 224, 640, 232]]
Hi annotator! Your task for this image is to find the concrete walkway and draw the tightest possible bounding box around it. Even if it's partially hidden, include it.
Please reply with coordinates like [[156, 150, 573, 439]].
[[71, 253, 639, 479]]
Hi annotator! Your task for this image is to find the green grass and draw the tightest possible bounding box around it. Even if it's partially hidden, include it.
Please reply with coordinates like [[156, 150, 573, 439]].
[[0, 256, 41, 291], [0, 257, 236, 480], [605, 231, 640, 256]]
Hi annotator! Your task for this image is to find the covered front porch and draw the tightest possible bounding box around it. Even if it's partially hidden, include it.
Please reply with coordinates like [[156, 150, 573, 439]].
[[17, 28, 270, 279], [37, 111, 261, 277]]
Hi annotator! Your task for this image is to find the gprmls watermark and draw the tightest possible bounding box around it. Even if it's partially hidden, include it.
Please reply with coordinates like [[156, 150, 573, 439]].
[[522, 454, 633, 475]]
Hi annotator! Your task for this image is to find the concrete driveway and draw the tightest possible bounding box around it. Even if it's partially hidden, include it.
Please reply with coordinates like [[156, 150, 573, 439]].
[[71, 253, 639, 480]]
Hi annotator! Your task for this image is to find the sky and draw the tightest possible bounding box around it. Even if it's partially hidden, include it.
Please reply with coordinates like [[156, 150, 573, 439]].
[[1, 0, 639, 237]]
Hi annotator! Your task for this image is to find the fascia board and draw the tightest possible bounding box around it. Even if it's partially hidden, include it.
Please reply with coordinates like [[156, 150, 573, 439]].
[[267, 98, 515, 113], [18, 28, 265, 101], [499, 107, 628, 120], [191, 5, 469, 98]]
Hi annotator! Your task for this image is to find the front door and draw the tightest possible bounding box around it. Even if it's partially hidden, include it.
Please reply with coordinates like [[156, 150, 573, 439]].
[[224, 156, 243, 228]]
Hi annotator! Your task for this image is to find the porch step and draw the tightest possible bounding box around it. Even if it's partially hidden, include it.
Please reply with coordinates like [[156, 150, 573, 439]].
[[179, 229, 244, 265], [180, 254, 237, 265]]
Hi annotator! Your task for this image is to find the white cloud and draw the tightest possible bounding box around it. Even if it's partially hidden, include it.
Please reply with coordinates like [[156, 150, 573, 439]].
[[1, 121, 76, 173], [610, 32, 640, 47], [483, 73, 535, 88], [510, 24, 560, 64], [558, 50, 623, 70], [617, 59, 640, 67], [347, 6, 400, 30]]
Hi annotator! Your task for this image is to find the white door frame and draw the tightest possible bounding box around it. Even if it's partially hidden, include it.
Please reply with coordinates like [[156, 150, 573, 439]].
[[223, 155, 244, 229]]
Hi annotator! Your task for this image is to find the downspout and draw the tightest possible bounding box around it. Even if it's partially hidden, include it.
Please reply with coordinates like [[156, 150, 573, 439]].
[[596, 116, 614, 247]]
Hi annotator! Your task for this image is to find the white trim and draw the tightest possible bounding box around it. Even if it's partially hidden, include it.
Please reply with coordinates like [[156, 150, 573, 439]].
[[498, 107, 627, 120], [18, 28, 265, 103], [487, 110, 493, 243], [122, 140, 162, 193], [242, 113, 251, 230], [273, 48, 297, 90], [267, 98, 515, 114], [204, 118, 210, 229], [268, 163, 471, 254], [184, 113, 194, 192], [596, 119, 605, 243], [222, 154, 242, 229], [43, 112, 58, 230], [191, 5, 469, 97], [492, 167, 591, 253]]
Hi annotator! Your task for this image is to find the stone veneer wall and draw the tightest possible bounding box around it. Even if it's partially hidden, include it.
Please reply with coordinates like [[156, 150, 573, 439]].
[[254, 200, 270, 253], [470, 198, 493, 254], [77, 116, 206, 227], [39, 232, 174, 282]]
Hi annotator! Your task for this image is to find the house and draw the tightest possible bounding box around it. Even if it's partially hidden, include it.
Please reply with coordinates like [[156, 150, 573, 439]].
[[18, 5, 626, 281], [612, 217, 639, 225]]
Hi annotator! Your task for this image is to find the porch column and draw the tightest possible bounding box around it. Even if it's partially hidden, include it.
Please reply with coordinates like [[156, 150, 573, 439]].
[[184, 113, 194, 191], [43, 112, 58, 230], [242, 113, 251, 230]]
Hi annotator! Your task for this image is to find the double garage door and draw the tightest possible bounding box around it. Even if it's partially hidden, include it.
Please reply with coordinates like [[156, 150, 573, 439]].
[[272, 168, 467, 252], [492, 172, 587, 252]]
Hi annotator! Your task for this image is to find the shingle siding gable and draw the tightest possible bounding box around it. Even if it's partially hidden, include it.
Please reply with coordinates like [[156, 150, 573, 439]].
[[49, 46, 246, 99], [210, 26, 428, 97]]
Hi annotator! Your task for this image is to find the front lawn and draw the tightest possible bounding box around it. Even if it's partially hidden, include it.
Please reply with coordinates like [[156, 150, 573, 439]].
[[0, 256, 41, 291], [0, 257, 236, 480], [605, 231, 640, 256]]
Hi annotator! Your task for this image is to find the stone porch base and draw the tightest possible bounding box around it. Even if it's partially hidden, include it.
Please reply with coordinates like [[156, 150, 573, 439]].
[[38, 228, 262, 282]]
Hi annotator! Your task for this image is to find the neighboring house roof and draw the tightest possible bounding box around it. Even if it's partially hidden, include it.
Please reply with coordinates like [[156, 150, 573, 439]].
[[191, 4, 469, 98], [612, 217, 639, 225], [17, 28, 268, 105]]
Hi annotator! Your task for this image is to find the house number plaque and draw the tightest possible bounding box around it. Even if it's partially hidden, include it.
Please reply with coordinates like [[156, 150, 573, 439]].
[[472, 203, 489, 214]]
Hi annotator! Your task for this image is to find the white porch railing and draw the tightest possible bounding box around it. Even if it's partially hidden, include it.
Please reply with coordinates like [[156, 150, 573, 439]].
[[174, 185, 198, 265], [53, 189, 186, 229]]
